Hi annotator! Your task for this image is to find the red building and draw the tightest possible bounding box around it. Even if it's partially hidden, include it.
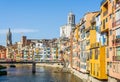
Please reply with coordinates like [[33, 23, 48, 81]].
[[0, 45, 6, 61]]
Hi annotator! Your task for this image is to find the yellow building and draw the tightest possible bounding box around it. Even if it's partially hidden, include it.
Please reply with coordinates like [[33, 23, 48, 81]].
[[89, 11, 108, 80], [90, 45, 108, 80], [84, 12, 99, 73], [86, 29, 96, 72], [77, 12, 99, 73], [101, 0, 109, 32]]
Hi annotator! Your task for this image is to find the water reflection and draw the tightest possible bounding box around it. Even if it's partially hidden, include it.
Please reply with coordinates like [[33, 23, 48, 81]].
[[0, 65, 83, 82]]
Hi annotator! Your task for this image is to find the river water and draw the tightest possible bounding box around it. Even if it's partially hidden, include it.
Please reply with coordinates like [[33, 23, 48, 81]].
[[0, 65, 83, 82]]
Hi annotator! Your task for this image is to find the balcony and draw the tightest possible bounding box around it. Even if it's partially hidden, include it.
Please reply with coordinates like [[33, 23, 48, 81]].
[[101, 21, 108, 32], [115, 1, 120, 10], [116, 35, 120, 38], [112, 38, 120, 46], [113, 56, 120, 61], [90, 17, 96, 24], [112, 19, 120, 27], [85, 26, 96, 32], [103, 10, 108, 17], [90, 42, 100, 49]]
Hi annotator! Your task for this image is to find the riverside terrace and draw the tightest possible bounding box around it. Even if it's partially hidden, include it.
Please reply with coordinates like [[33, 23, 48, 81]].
[[0, 61, 62, 73]]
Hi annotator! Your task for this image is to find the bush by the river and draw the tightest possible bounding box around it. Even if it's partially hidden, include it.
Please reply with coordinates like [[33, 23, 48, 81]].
[[0, 65, 7, 75]]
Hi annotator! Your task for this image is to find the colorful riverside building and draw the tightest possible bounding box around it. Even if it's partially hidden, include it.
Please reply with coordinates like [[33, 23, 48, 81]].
[[78, 12, 98, 73], [59, 37, 70, 67], [50, 39, 59, 61], [0, 45, 6, 61], [89, 11, 108, 80], [108, 0, 120, 81], [72, 24, 80, 70], [100, 0, 110, 80]]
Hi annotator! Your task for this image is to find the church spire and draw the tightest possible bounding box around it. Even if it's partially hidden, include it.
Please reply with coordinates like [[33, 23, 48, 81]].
[[6, 28, 12, 46]]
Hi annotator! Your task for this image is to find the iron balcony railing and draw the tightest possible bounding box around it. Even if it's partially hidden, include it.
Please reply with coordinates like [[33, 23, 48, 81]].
[[112, 38, 120, 46], [113, 56, 120, 61], [90, 42, 100, 49], [103, 10, 108, 17], [112, 19, 120, 27], [115, 1, 120, 9]]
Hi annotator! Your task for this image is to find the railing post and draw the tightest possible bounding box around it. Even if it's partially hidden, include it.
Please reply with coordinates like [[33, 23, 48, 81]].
[[32, 62, 36, 73]]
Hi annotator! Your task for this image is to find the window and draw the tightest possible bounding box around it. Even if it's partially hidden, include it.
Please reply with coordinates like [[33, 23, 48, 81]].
[[115, 9, 120, 21], [106, 47, 109, 58], [110, 62, 112, 68], [48, 52, 50, 54], [93, 63, 95, 75], [44, 52, 46, 54], [90, 63, 92, 74], [95, 49, 99, 59], [119, 63, 120, 73], [110, 47, 112, 51], [90, 50, 92, 59], [80, 52, 83, 58], [116, 63, 118, 73], [113, 64, 115, 72], [86, 40, 90, 46], [38, 44, 40, 46], [96, 64, 99, 76], [116, 28, 120, 38], [86, 31, 90, 38], [103, 20, 105, 29], [106, 18, 108, 22], [109, 14, 112, 19], [101, 33, 107, 46], [86, 52, 90, 60], [116, 47, 120, 56], [112, 1, 114, 7], [110, 30, 112, 35]]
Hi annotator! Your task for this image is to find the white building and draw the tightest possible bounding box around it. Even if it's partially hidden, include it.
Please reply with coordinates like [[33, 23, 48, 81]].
[[60, 12, 75, 38], [95, 13, 101, 42], [33, 40, 51, 62]]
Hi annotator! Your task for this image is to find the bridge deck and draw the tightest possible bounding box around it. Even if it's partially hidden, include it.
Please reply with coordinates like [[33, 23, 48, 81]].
[[0, 61, 62, 64]]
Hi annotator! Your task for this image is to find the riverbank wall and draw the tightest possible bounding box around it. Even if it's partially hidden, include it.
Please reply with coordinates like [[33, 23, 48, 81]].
[[36, 63, 108, 82], [69, 68, 107, 82], [36, 63, 63, 68]]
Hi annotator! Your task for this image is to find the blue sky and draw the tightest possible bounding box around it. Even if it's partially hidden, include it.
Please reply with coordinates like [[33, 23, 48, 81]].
[[0, 0, 102, 46]]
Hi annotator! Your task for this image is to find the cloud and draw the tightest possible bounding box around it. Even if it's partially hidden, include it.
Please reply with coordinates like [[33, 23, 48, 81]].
[[0, 28, 39, 34]]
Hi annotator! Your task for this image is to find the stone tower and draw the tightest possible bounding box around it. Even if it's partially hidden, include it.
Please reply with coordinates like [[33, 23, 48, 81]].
[[67, 12, 75, 26], [6, 28, 12, 46]]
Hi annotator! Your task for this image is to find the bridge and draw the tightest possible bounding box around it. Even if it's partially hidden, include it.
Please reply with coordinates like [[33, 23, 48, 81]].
[[0, 61, 62, 64], [0, 61, 63, 73]]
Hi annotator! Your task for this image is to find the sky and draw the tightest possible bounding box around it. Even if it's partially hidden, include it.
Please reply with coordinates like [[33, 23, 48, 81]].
[[0, 0, 102, 46]]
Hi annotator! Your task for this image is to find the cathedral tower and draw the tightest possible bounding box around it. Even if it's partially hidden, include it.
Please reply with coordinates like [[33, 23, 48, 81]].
[[6, 28, 12, 46], [67, 12, 75, 26]]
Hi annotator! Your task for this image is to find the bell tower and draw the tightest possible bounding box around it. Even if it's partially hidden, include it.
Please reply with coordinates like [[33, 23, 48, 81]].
[[67, 12, 75, 26], [6, 28, 12, 46]]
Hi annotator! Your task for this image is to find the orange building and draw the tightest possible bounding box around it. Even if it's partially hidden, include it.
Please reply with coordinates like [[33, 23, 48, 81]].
[[108, 0, 120, 81], [0, 45, 6, 61], [78, 12, 98, 73]]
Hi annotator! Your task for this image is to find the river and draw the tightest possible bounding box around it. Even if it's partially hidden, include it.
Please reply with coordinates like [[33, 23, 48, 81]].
[[0, 65, 83, 82]]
